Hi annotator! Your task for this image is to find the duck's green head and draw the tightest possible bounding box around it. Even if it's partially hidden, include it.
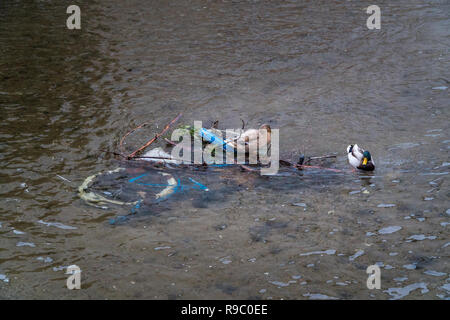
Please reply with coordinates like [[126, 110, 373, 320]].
[[362, 151, 372, 165]]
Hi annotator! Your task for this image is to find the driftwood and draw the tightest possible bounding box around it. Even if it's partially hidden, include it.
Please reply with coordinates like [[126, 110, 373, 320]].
[[126, 113, 182, 159], [110, 114, 345, 174]]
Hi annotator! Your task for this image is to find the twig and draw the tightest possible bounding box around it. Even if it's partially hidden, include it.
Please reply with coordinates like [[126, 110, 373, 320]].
[[127, 113, 183, 159], [304, 155, 336, 164], [240, 118, 246, 130], [164, 138, 177, 146], [56, 175, 71, 183], [99, 149, 127, 159], [119, 122, 150, 154], [295, 164, 344, 173]]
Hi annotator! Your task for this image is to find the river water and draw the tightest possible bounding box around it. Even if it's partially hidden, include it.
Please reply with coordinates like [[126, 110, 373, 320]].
[[0, 0, 449, 299]]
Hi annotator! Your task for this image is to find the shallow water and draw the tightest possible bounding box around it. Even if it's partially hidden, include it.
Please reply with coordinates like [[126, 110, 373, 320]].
[[0, 0, 449, 299]]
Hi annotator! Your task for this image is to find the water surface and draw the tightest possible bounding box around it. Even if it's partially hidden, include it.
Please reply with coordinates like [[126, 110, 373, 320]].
[[0, 0, 449, 299]]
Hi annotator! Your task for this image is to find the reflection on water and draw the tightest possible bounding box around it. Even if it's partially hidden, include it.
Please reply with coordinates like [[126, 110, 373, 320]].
[[0, 0, 449, 299]]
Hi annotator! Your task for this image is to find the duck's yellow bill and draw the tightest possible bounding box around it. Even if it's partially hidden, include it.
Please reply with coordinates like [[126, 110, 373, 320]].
[[362, 158, 368, 165]]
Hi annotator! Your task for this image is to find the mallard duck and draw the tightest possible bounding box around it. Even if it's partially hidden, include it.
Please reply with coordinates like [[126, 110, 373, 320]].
[[347, 144, 375, 171], [230, 124, 271, 155]]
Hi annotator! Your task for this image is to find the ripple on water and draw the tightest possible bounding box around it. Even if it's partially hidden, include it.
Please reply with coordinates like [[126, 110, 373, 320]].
[[219, 257, 232, 265], [37, 220, 77, 230], [300, 249, 336, 256], [406, 234, 437, 241], [378, 226, 402, 234], [403, 264, 417, 270], [389, 143, 420, 150], [424, 270, 447, 277], [385, 283, 429, 300], [349, 250, 364, 261], [303, 293, 338, 300], [16, 242, 35, 247], [377, 204, 396, 208], [154, 246, 171, 251], [36, 256, 53, 263], [269, 280, 296, 287], [394, 277, 408, 282]]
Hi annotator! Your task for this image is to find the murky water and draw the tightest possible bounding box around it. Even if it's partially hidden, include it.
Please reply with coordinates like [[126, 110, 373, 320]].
[[0, 0, 449, 299]]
